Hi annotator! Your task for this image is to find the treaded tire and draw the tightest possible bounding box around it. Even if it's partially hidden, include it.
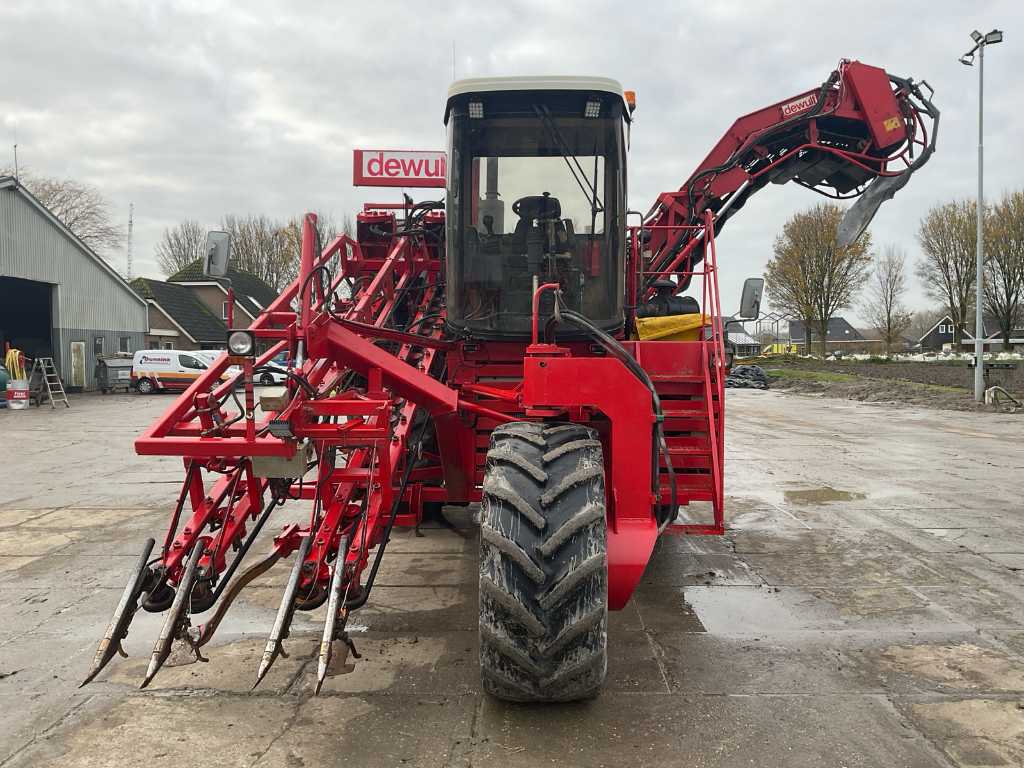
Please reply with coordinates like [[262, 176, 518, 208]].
[[479, 421, 607, 702]]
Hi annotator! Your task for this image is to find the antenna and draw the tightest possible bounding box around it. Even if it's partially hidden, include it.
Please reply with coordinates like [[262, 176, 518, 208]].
[[126, 203, 134, 279], [12, 144, 18, 182]]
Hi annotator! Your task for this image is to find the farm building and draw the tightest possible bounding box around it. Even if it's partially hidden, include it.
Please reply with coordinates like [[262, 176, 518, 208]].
[[0, 176, 147, 390]]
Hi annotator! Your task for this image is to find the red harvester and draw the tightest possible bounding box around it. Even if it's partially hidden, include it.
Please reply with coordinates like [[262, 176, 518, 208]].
[[84, 60, 937, 701]]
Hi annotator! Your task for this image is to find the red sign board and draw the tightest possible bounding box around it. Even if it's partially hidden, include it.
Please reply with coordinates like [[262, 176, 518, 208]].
[[353, 150, 447, 187]]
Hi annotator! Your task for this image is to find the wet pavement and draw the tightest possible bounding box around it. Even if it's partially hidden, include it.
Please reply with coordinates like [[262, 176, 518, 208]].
[[1, 390, 1023, 766]]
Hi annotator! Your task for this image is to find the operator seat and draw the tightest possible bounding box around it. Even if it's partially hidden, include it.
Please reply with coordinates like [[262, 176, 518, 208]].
[[511, 194, 573, 253]]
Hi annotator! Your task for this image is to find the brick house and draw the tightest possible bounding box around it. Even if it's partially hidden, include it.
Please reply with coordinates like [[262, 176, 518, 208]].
[[130, 278, 226, 350], [166, 262, 279, 328], [130, 265, 277, 351]]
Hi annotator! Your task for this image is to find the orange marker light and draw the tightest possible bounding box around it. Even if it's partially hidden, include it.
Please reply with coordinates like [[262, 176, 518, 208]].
[[624, 90, 636, 112]]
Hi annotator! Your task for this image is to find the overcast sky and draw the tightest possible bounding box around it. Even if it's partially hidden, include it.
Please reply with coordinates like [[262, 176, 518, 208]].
[[2, 1, 1021, 322]]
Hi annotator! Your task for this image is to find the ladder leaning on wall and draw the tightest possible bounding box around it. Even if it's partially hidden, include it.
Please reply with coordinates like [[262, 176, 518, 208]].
[[29, 357, 70, 409]]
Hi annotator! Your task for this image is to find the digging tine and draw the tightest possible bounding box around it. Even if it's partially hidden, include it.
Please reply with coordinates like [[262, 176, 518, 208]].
[[140, 541, 206, 689], [314, 534, 352, 695], [254, 534, 311, 689], [81, 538, 156, 687]]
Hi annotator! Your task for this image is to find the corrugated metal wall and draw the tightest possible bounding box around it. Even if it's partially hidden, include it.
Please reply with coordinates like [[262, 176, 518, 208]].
[[0, 186, 147, 334], [1, 184, 149, 389]]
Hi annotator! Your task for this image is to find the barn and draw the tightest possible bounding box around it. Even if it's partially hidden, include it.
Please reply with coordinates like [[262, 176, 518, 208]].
[[0, 176, 148, 390]]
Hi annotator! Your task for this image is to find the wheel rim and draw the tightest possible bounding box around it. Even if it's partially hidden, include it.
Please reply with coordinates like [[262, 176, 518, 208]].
[[260, 374, 273, 385]]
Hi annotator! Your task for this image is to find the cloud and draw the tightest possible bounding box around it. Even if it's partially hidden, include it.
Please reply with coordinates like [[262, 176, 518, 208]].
[[2, 0, 1021, 323]]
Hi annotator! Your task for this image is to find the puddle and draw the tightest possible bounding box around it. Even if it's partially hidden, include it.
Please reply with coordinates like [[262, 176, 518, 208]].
[[783, 486, 866, 505], [683, 585, 828, 634]]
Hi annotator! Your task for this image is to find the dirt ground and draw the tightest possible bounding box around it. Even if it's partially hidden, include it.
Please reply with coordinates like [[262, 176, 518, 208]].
[[753, 356, 1023, 412], [2, 390, 1024, 767]]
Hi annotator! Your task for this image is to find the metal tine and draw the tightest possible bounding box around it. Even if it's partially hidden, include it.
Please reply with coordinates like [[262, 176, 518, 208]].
[[314, 531, 354, 695], [140, 540, 206, 689], [80, 538, 156, 687], [254, 534, 311, 690]]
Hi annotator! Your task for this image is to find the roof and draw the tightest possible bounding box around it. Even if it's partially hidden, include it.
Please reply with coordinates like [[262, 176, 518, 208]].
[[445, 76, 630, 122], [789, 317, 864, 342], [0, 175, 146, 309], [728, 330, 760, 347], [131, 277, 226, 343], [166, 260, 278, 319]]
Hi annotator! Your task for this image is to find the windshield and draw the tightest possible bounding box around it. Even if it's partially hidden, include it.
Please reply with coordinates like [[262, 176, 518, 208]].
[[446, 103, 625, 337]]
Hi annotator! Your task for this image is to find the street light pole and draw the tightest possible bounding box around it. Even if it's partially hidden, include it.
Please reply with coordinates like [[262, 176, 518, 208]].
[[961, 29, 1003, 402], [974, 42, 985, 402]]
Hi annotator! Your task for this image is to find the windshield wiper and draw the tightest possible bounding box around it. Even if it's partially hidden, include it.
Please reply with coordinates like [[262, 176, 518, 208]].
[[533, 105, 603, 216]]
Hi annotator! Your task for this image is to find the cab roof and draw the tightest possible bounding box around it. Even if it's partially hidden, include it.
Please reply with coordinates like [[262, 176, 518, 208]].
[[444, 76, 630, 123]]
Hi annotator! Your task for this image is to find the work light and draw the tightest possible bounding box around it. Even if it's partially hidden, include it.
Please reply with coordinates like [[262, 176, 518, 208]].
[[227, 330, 255, 357], [584, 98, 601, 118], [468, 101, 483, 119]]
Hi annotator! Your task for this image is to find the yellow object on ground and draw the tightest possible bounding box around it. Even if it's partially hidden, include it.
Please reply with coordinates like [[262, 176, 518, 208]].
[[634, 313, 711, 341], [4, 348, 26, 380], [763, 343, 798, 355]]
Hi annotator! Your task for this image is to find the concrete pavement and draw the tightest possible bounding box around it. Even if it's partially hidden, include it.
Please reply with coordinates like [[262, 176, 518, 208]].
[[1, 390, 1022, 766]]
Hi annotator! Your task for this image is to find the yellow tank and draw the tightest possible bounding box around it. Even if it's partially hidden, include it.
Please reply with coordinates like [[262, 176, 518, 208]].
[[634, 313, 710, 341]]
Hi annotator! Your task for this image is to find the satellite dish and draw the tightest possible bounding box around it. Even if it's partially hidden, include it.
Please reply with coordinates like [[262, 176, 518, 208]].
[[204, 231, 231, 278]]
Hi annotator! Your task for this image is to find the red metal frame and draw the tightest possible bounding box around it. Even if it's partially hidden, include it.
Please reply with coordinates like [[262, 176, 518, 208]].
[[100, 61, 937, 673]]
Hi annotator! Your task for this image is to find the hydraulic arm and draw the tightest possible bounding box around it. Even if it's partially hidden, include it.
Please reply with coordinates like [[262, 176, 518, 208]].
[[641, 60, 938, 292]]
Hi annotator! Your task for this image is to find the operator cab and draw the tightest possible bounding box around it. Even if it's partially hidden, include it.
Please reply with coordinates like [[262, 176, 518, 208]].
[[444, 76, 630, 338]]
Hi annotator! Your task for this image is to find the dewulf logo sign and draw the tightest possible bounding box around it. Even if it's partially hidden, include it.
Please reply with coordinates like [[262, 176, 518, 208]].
[[353, 150, 446, 188], [780, 92, 818, 119]]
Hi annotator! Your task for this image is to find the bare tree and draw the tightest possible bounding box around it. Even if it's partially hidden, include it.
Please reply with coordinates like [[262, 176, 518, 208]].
[[908, 306, 946, 344], [984, 190, 1024, 350], [916, 200, 977, 345], [861, 245, 912, 354], [155, 219, 206, 276], [1, 167, 124, 255], [765, 203, 873, 357]]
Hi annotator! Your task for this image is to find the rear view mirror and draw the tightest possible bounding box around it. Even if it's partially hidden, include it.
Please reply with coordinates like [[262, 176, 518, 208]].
[[738, 277, 763, 320], [204, 231, 231, 278]]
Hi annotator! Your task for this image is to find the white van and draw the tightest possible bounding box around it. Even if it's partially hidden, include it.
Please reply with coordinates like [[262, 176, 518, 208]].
[[131, 349, 236, 394]]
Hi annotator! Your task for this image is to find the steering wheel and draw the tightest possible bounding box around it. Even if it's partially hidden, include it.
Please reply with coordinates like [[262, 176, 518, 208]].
[[512, 194, 560, 220]]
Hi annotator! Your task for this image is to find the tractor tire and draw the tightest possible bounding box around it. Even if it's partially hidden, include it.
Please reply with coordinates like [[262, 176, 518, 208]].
[[478, 421, 607, 702]]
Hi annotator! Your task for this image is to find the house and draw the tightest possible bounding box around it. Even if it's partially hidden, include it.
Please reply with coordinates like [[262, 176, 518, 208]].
[[0, 176, 148, 390], [788, 317, 863, 352], [708, 317, 762, 357], [918, 313, 1024, 351], [727, 328, 761, 358], [166, 261, 279, 328], [130, 278, 227, 350]]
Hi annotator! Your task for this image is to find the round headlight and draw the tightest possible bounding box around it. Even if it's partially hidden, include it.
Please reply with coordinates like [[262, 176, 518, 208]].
[[227, 330, 254, 356]]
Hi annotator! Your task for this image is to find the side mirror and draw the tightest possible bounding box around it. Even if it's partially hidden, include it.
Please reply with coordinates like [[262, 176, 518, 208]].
[[204, 231, 231, 278], [738, 277, 763, 320]]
